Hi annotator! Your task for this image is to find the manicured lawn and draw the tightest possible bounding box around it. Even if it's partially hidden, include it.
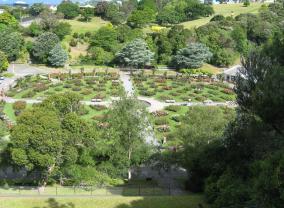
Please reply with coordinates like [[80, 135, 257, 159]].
[[133, 75, 235, 102], [3, 103, 16, 122], [0, 195, 208, 208], [64, 17, 110, 34], [181, 3, 266, 29]]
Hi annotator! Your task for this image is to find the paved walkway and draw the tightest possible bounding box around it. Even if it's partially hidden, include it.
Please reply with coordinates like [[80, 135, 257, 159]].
[[119, 71, 135, 96]]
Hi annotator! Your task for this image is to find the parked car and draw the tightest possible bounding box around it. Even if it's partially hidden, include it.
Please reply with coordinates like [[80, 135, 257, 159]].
[[0, 76, 4, 80]]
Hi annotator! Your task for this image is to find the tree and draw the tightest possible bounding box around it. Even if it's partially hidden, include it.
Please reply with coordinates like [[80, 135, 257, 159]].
[[243, 0, 250, 7], [90, 25, 119, 52], [115, 38, 154, 69], [53, 22, 71, 40], [179, 107, 235, 192], [29, 3, 48, 16], [48, 44, 68, 67], [87, 47, 114, 65], [41, 92, 81, 116], [105, 3, 126, 25], [0, 51, 8, 72], [127, 8, 155, 28], [106, 96, 151, 179], [57, 1, 80, 19], [81, 8, 94, 22], [32, 32, 60, 63], [39, 10, 63, 31], [95, 1, 109, 17], [0, 12, 18, 28], [235, 48, 284, 134], [26, 22, 43, 37], [9, 108, 63, 186], [0, 29, 24, 61], [167, 25, 191, 54], [172, 43, 212, 69]]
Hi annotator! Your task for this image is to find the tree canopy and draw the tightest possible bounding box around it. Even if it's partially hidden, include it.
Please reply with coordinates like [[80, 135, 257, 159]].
[[115, 38, 154, 69], [172, 43, 212, 69]]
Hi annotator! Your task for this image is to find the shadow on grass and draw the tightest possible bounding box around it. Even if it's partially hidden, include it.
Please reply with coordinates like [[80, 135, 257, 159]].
[[33, 198, 75, 208]]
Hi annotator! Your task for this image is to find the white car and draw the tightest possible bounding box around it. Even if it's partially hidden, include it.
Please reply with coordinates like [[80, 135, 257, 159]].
[[0, 76, 4, 80]]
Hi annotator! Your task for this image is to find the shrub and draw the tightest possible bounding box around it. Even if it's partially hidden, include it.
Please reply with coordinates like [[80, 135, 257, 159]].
[[22, 91, 36, 98], [69, 38, 78, 47], [73, 79, 82, 86], [152, 111, 168, 117], [54, 87, 63, 91], [158, 95, 172, 101], [154, 117, 169, 125], [78, 106, 89, 115], [140, 90, 156, 97], [72, 87, 81, 91], [157, 125, 170, 132], [165, 105, 181, 112], [33, 83, 48, 92], [171, 115, 180, 122], [90, 105, 107, 111], [13, 101, 27, 110], [81, 89, 92, 95], [221, 89, 234, 95], [63, 84, 72, 88], [163, 86, 172, 90]]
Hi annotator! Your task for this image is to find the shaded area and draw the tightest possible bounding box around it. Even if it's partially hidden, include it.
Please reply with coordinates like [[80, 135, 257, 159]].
[[34, 198, 74, 208]]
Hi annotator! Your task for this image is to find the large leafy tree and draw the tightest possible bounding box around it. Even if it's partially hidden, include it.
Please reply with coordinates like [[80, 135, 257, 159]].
[[179, 107, 235, 192], [48, 44, 68, 67], [105, 96, 151, 179], [90, 25, 119, 53], [0, 29, 24, 61], [9, 108, 63, 186], [53, 22, 71, 40], [127, 8, 155, 28], [172, 43, 212, 69], [57, 1, 80, 19], [39, 10, 63, 31], [81, 8, 94, 22], [115, 38, 154, 69], [32, 32, 60, 63], [0, 12, 18, 28], [29, 3, 48, 16]]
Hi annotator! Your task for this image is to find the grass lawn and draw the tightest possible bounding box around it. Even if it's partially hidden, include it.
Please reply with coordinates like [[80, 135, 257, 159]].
[[181, 3, 266, 29], [64, 17, 110, 34], [3, 103, 16, 122], [0, 195, 207, 208]]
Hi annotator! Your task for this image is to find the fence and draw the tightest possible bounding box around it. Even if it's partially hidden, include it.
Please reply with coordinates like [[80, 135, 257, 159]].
[[0, 185, 180, 197]]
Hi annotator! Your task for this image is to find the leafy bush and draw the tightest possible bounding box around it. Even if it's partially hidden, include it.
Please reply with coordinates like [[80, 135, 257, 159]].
[[22, 91, 36, 98], [165, 105, 181, 112], [154, 117, 169, 125], [171, 115, 181, 122], [12, 101, 27, 110], [72, 87, 81, 91]]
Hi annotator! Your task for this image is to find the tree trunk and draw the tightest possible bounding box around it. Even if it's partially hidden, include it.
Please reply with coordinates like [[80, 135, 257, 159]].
[[128, 148, 132, 180]]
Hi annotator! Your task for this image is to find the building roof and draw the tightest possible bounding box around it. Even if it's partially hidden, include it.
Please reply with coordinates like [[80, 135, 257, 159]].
[[80, 4, 95, 8], [14, 1, 28, 4], [223, 65, 243, 76]]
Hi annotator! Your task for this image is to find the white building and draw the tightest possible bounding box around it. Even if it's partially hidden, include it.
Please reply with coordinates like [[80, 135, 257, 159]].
[[223, 65, 243, 82]]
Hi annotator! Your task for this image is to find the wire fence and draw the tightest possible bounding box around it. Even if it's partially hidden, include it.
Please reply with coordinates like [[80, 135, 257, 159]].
[[0, 185, 182, 197]]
